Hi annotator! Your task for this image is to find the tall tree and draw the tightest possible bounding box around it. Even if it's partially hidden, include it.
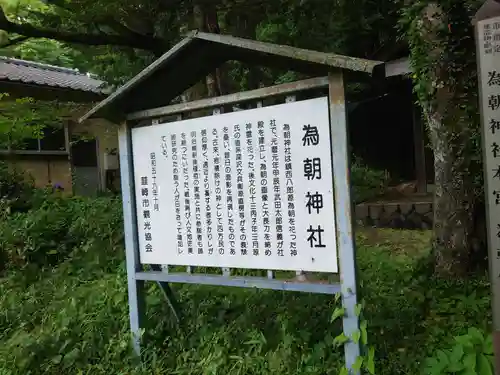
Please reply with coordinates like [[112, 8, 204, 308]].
[[0, 0, 173, 83], [401, 0, 484, 276]]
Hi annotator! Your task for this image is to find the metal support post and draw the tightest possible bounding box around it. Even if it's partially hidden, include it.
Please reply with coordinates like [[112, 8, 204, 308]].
[[119, 121, 146, 356], [328, 71, 361, 374]]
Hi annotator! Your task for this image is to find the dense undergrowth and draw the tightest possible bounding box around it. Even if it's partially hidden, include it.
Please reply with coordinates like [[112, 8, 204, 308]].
[[0, 164, 494, 374]]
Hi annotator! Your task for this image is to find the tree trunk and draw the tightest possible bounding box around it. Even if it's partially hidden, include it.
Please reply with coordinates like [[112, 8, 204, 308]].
[[406, 2, 483, 277], [180, 2, 228, 114], [179, 3, 209, 112], [224, 8, 264, 91], [201, 2, 225, 98], [231, 12, 262, 90], [426, 107, 477, 277], [181, 2, 262, 108]]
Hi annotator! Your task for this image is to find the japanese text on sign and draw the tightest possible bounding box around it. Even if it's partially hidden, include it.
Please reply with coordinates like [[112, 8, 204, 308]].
[[478, 16, 500, 288], [131, 97, 338, 272]]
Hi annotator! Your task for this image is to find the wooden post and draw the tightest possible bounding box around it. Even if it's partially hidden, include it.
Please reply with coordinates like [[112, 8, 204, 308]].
[[64, 119, 74, 195], [475, 1, 500, 373]]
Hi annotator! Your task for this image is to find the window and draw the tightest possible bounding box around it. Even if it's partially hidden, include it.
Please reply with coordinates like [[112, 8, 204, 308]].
[[10, 125, 67, 153], [22, 137, 39, 151], [71, 138, 97, 167], [40, 126, 66, 151]]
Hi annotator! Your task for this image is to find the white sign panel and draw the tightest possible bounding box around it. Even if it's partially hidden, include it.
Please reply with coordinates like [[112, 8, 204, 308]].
[[131, 97, 338, 273], [478, 16, 500, 326]]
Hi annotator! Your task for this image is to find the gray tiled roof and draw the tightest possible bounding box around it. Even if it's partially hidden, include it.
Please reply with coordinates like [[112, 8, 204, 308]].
[[0, 56, 107, 94]]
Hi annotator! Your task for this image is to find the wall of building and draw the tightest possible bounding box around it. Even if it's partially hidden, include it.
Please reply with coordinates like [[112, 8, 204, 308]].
[[10, 158, 72, 192], [70, 117, 119, 193], [2, 117, 119, 196]]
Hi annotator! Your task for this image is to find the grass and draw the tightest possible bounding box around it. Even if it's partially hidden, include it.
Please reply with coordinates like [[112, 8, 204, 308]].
[[0, 221, 492, 375]]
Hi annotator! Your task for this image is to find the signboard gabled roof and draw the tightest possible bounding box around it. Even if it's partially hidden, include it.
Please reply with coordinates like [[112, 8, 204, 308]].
[[474, 0, 500, 23], [80, 31, 384, 123]]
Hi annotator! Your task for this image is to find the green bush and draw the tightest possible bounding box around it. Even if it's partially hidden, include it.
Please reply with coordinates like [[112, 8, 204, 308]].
[[0, 193, 123, 272], [350, 156, 390, 203], [0, 162, 34, 216]]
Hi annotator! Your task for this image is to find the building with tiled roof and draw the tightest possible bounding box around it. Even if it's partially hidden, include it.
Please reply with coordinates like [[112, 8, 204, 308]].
[[0, 56, 109, 102], [0, 56, 118, 196]]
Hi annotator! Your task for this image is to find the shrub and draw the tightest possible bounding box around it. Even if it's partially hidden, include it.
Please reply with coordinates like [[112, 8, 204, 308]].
[[350, 156, 390, 203], [0, 161, 34, 216], [0, 194, 123, 272]]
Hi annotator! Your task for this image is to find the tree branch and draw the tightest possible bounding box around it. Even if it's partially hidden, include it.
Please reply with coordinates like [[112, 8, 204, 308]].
[[0, 35, 30, 48], [99, 15, 154, 38], [0, 6, 166, 53]]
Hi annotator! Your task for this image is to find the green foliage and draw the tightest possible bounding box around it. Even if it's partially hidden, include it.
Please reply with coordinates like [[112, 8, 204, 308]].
[[424, 328, 494, 375], [0, 0, 173, 84], [0, 197, 489, 375], [252, 0, 401, 88], [0, 193, 123, 271], [0, 161, 33, 217], [0, 94, 84, 150], [332, 300, 376, 375], [0, 0, 404, 88], [350, 156, 390, 203], [255, 0, 400, 58], [1, 38, 85, 69], [80, 45, 155, 86]]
